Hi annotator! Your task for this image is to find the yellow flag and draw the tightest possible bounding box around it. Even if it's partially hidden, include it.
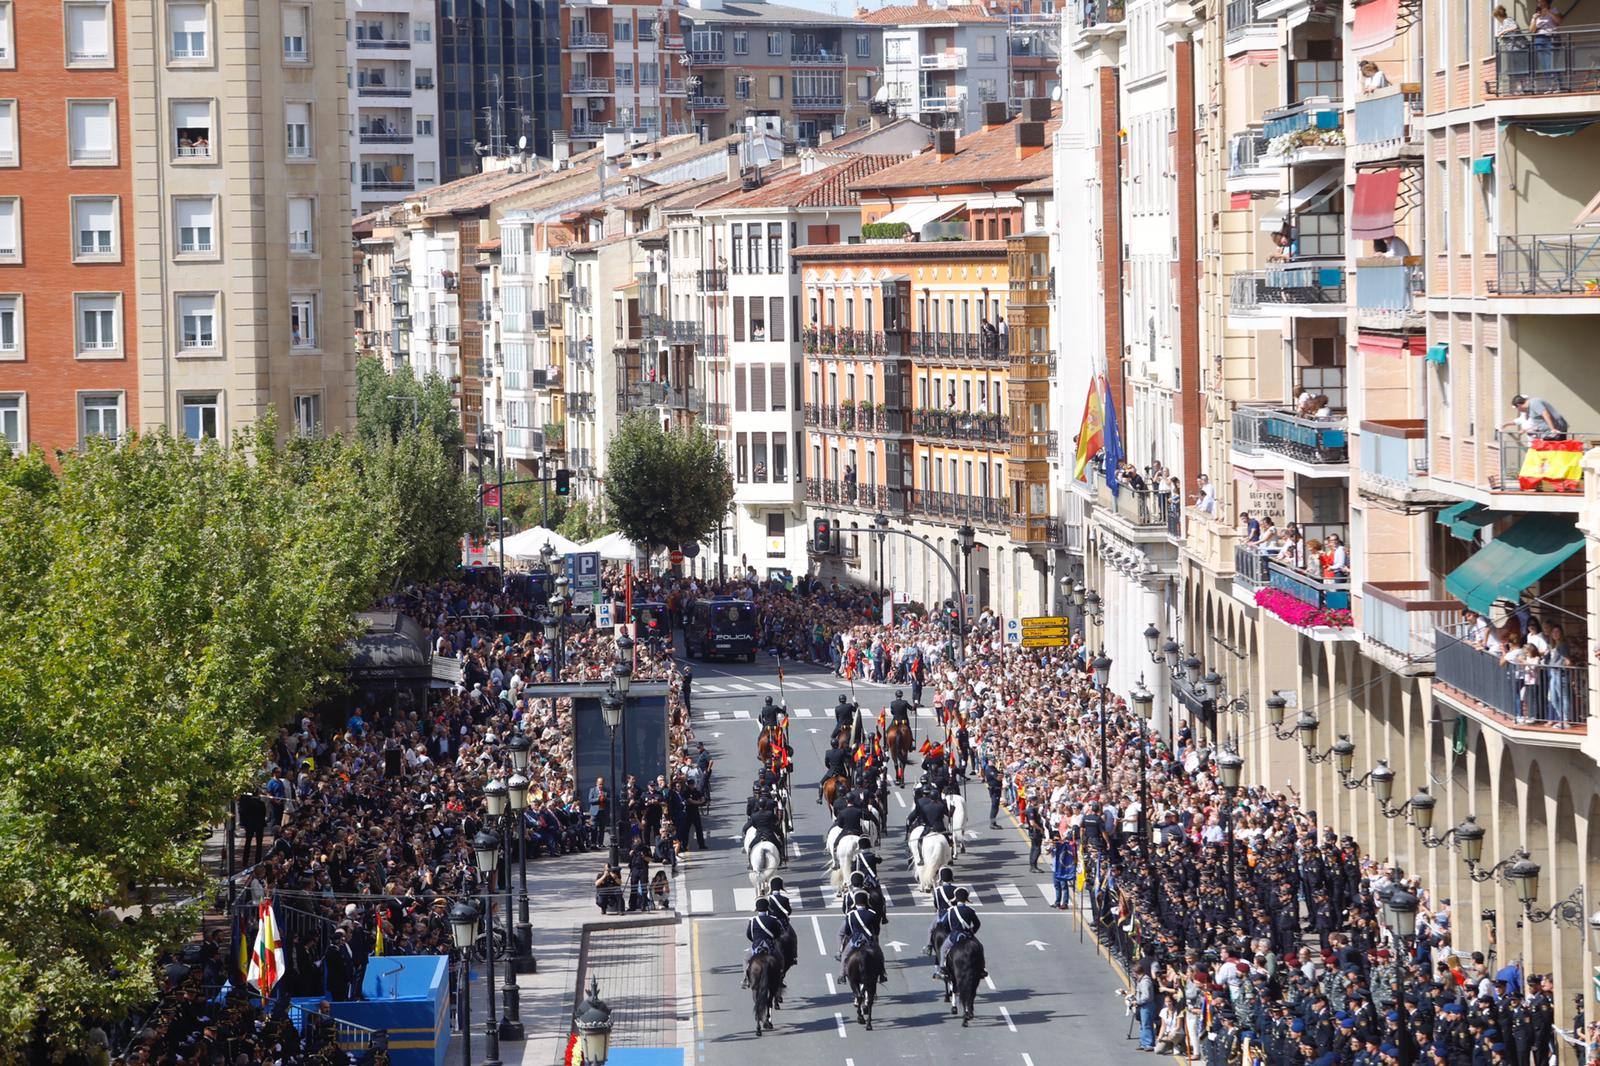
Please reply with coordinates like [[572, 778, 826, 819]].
[[373, 914, 385, 957]]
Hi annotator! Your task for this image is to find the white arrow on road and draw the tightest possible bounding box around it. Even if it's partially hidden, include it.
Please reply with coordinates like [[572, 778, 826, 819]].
[[884, 940, 907, 954], [710, 732, 722, 738], [807, 728, 820, 734], [1025, 939, 1049, 951]]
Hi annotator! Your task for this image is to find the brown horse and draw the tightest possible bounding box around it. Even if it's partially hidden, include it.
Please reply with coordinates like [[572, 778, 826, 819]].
[[758, 725, 786, 764], [820, 772, 844, 810], [886, 721, 913, 786]]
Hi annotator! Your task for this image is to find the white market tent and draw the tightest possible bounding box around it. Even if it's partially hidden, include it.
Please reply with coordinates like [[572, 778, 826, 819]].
[[583, 530, 642, 562], [494, 526, 581, 561]]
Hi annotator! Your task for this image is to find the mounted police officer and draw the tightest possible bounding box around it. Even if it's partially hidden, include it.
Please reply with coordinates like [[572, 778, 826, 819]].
[[746, 781, 769, 819], [837, 889, 888, 987], [767, 877, 798, 977], [889, 690, 913, 733], [744, 795, 785, 863], [905, 783, 949, 866], [932, 887, 982, 980], [743, 896, 785, 987], [831, 693, 861, 745], [922, 746, 954, 794], [820, 736, 850, 805], [758, 695, 785, 731], [926, 867, 959, 956]]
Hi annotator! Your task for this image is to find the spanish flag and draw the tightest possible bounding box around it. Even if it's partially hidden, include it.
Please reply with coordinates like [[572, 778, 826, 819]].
[[374, 911, 386, 957], [1518, 438, 1585, 492], [1075, 853, 1088, 892], [919, 738, 931, 755], [565, 1031, 583, 1065], [1072, 375, 1106, 482]]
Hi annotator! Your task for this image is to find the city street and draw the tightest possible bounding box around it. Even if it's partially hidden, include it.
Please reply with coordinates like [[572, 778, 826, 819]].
[[677, 652, 1145, 1066]]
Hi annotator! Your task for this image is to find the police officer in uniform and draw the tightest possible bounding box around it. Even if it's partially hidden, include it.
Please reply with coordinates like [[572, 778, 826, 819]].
[[905, 784, 949, 866], [889, 690, 913, 734], [837, 889, 887, 987], [831, 693, 861, 745], [743, 896, 785, 987], [759, 695, 785, 731], [926, 867, 959, 955], [767, 877, 798, 977], [744, 797, 785, 863], [932, 887, 982, 980], [820, 737, 850, 805]]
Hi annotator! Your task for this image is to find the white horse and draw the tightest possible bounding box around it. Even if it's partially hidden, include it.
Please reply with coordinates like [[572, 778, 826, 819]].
[[907, 827, 952, 893], [825, 826, 863, 893], [944, 793, 967, 854], [749, 840, 781, 895]]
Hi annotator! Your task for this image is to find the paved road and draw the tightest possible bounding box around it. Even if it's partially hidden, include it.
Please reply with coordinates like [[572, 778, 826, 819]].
[[678, 652, 1148, 1066]]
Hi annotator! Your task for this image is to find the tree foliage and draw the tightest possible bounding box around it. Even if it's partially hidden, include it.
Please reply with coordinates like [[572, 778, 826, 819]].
[[603, 414, 733, 553], [0, 410, 473, 1057], [354, 354, 462, 452]]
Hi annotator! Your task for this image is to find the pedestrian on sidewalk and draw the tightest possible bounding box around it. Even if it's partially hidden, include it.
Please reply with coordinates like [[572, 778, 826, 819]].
[[237, 790, 267, 868], [685, 782, 708, 850], [1025, 804, 1046, 872]]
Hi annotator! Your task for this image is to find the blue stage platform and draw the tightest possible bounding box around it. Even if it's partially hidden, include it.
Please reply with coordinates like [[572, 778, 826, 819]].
[[292, 955, 449, 1066]]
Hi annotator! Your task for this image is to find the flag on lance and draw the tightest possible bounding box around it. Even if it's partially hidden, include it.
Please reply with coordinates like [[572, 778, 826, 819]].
[[246, 898, 285, 995]]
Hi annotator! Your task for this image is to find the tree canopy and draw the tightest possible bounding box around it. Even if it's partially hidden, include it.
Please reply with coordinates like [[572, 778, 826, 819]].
[[603, 414, 733, 554], [355, 354, 462, 452]]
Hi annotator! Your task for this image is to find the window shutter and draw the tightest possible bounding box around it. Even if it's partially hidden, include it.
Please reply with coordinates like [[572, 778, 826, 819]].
[[732, 296, 745, 342], [769, 365, 786, 410], [734, 365, 747, 411], [750, 365, 767, 411], [768, 296, 785, 341]]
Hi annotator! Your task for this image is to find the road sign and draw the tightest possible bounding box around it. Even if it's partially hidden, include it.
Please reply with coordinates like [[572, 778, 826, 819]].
[[670, 549, 685, 565], [594, 602, 614, 630], [566, 551, 601, 591], [1004, 618, 1021, 645], [1020, 615, 1070, 635], [1020, 635, 1070, 649]]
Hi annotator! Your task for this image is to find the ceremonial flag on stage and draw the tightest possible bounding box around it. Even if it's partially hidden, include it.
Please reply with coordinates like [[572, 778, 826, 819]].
[[374, 911, 386, 957], [232, 907, 250, 986], [246, 898, 284, 995], [1072, 376, 1105, 483], [1075, 854, 1088, 893]]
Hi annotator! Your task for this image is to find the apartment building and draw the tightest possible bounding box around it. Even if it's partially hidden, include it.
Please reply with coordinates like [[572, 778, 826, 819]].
[[435, 0, 561, 180], [562, 0, 692, 148], [682, 0, 883, 147], [796, 101, 1062, 616], [863, 2, 1014, 132], [349, 0, 441, 213]]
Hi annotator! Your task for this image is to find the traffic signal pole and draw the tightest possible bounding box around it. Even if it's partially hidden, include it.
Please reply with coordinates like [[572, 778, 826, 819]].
[[480, 463, 574, 578]]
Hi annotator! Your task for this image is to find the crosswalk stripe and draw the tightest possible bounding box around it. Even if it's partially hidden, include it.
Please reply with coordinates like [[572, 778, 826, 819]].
[[700, 684, 726, 693], [733, 887, 757, 912], [998, 884, 1027, 907], [963, 887, 982, 905], [1036, 883, 1056, 904], [733, 709, 751, 719], [757, 682, 781, 691], [916, 708, 936, 717], [728, 683, 754, 692], [700, 710, 721, 721], [691, 880, 1052, 915], [690, 889, 713, 914], [793, 707, 814, 717]]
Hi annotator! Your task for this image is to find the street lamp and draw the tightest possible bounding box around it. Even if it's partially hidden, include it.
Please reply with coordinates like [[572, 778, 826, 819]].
[[1080, 808, 1103, 918], [957, 523, 976, 646], [1131, 683, 1156, 907], [1144, 625, 1161, 658], [602, 693, 626, 870], [1265, 694, 1300, 740], [471, 828, 504, 1066], [573, 977, 615, 1066], [1383, 885, 1419, 1066], [1092, 652, 1113, 790], [450, 901, 480, 1066], [1217, 748, 1244, 923], [505, 766, 536, 977]]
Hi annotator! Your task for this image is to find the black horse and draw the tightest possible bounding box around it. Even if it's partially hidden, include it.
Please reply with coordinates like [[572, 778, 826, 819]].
[[943, 936, 986, 1026], [745, 951, 783, 1035], [844, 942, 883, 1030]]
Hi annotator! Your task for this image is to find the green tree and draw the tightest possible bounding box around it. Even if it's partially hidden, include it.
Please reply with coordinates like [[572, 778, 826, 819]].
[[355, 427, 479, 585], [0, 424, 392, 1058], [354, 354, 462, 452], [556, 496, 610, 543], [603, 414, 732, 554]]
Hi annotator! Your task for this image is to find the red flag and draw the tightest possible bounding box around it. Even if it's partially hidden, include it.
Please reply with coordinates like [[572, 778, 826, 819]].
[[919, 738, 931, 755], [481, 485, 501, 508]]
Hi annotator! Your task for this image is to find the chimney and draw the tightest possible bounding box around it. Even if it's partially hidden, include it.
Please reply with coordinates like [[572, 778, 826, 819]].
[[1015, 121, 1045, 160], [551, 133, 571, 170], [1023, 96, 1051, 123], [981, 101, 1009, 132], [933, 128, 957, 160], [726, 143, 742, 183]]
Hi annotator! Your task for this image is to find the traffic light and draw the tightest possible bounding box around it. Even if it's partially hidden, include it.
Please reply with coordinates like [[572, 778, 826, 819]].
[[554, 469, 572, 496], [813, 517, 832, 554], [945, 599, 960, 626]]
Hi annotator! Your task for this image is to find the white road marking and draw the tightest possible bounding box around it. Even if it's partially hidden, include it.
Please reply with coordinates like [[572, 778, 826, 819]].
[[999, 1006, 1017, 1033], [734, 887, 756, 912], [700, 684, 725, 693], [826, 973, 837, 995], [1036, 883, 1056, 904], [916, 708, 936, 717], [985, 975, 997, 992], [998, 884, 1027, 907], [964, 888, 982, 905], [701, 710, 721, 720], [690, 889, 713, 914], [758, 682, 781, 691], [791, 841, 803, 857], [733, 709, 751, 719], [1023, 1054, 1035, 1066], [810, 914, 828, 954], [794, 707, 814, 717], [729, 683, 755, 692], [834, 1012, 848, 1038], [893, 790, 907, 808]]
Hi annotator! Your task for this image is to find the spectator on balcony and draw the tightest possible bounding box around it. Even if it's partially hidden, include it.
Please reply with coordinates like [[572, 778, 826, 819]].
[[1545, 626, 1575, 725], [1305, 538, 1326, 575], [1258, 515, 1282, 549], [1325, 533, 1350, 579], [1193, 473, 1216, 515], [1285, 527, 1307, 570], [1463, 610, 1491, 649], [980, 316, 999, 351], [1241, 510, 1261, 544], [1493, 5, 1521, 38], [1309, 394, 1335, 419], [1373, 235, 1411, 259], [1532, 0, 1561, 55], [1506, 394, 1569, 441], [1358, 60, 1391, 94]]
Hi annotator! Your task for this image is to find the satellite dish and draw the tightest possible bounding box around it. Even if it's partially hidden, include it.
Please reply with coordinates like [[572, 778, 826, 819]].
[[1051, 85, 1063, 102], [1488, 597, 1516, 629], [518, 135, 528, 151]]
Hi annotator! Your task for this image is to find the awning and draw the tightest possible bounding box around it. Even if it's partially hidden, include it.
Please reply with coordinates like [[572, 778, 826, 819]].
[[1260, 167, 1342, 231], [964, 194, 1022, 210], [1426, 343, 1448, 365], [1358, 332, 1426, 358], [875, 200, 962, 231], [1352, 0, 1402, 56], [1351, 168, 1403, 241], [1435, 501, 1501, 541], [1574, 186, 1600, 227], [1444, 514, 1586, 615], [1504, 116, 1600, 138]]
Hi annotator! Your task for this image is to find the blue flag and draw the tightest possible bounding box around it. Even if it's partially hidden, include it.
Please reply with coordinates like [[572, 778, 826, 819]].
[[1101, 376, 1125, 498]]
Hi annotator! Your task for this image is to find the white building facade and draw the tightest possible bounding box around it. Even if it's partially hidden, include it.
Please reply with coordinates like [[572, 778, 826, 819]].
[[349, 0, 441, 214]]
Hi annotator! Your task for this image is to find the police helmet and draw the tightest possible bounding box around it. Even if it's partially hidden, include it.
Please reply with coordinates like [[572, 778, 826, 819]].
[[840, 694, 849, 703], [896, 689, 904, 698], [849, 871, 865, 887], [770, 877, 784, 891], [954, 887, 970, 902], [852, 890, 871, 907], [755, 897, 770, 912], [764, 695, 774, 706], [940, 868, 955, 883]]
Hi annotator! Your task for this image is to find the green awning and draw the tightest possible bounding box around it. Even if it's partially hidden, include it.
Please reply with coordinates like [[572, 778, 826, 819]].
[[1426, 343, 1449, 365], [1472, 156, 1495, 176], [1444, 514, 1587, 615], [1435, 501, 1501, 541]]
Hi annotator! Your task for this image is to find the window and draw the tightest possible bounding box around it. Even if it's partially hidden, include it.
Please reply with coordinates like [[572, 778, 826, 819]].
[[0, 296, 21, 356], [0, 198, 18, 263], [750, 298, 766, 342], [288, 197, 314, 253], [0, 3, 11, 66], [174, 196, 214, 254], [617, 63, 634, 87], [282, 4, 308, 61], [178, 293, 218, 351], [292, 393, 322, 436], [76, 294, 119, 355], [68, 100, 116, 165], [732, 30, 748, 54], [640, 17, 656, 40], [768, 296, 785, 342], [640, 62, 658, 87], [768, 75, 783, 100], [168, 3, 208, 60], [734, 364, 747, 408], [80, 393, 121, 443], [181, 394, 220, 441], [172, 100, 213, 159], [767, 223, 782, 272], [290, 295, 317, 348], [857, 75, 871, 100], [73, 197, 117, 259], [735, 75, 753, 100], [746, 227, 761, 274], [856, 33, 870, 57], [977, 78, 996, 102], [977, 34, 996, 60], [730, 224, 743, 273], [285, 102, 310, 158], [732, 296, 745, 342], [418, 161, 435, 183], [0, 100, 13, 165], [415, 68, 434, 90], [615, 19, 632, 42], [769, 363, 786, 408], [752, 433, 768, 482], [66, 2, 113, 65], [767, 31, 783, 54], [413, 20, 431, 42], [0, 396, 22, 453], [416, 115, 434, 136]]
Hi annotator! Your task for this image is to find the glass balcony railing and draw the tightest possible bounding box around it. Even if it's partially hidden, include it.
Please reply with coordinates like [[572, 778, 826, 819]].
[[1267, 557, 1351, 611], [1224, 0, 1270, 39], [1359, 421, 1428, 489], [1262, 99, 1344, 142], [1352, 90, 1413, 147], [1262, 409, 1349, 464], [1356, 261, 1424, 316], [1361, 583, 1462, 671], [1490, 30, 1600, 96], [1231, 266, 1346, 311]]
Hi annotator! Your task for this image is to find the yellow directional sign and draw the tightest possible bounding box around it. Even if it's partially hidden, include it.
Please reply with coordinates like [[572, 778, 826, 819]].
[[1020, 615, 1070, 633], [1021, 634, 1070, 648]]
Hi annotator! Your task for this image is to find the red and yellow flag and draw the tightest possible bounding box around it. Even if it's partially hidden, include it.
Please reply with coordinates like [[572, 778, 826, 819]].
[[1072, 375, 1106, 482]]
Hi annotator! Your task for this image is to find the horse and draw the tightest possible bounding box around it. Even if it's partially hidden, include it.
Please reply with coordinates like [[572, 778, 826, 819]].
[[825, 828, 863, 893], [749, 839, 781, 895], [944, 936, 986, 1026], [745, 950, 782, 1035], [820, 773, 845, 811], [943, 791, 967, 855], [907, 828, 952, 893], [843, 942, 882, 1030], [757, 725, 786, 764], [886, 722, 913, 786]]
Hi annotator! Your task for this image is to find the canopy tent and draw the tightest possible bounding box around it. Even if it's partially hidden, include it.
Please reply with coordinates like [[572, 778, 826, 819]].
[[1351, 0, 1401, 56], [1443, 514, 1585, 615], [494, 525, 581, 561], [583, 530, 643, 562]]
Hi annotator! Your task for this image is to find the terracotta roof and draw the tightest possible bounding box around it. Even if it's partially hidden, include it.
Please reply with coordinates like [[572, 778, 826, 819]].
[[850, 110, 1060, 191], [813, 117, 929, 153], [792, 239, 1009, 260], [686, 0, 860, 25], [1016, 175, 1054, 194], [565, 226, 669, 255], [855, 3, 1004, 24], [612, 181, 699, 211], [706, 155, 909, 210], [661, 176, 749, 211]]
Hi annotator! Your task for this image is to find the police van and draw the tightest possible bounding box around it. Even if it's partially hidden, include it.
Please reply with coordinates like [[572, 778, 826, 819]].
[[684, 598, 757, 662]]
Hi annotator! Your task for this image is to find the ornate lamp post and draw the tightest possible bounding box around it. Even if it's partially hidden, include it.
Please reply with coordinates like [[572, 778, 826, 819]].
[[450, 901, 480, 1066], [1217, 748, 1244, 924], [472, 828, 504, 1066], [573, 977, 615, 1065], [505, 753, 536, 976], [1092, 652, 1113, 791], [1130, 682, 1156, 907], [1383, 885, 1419, 1066]]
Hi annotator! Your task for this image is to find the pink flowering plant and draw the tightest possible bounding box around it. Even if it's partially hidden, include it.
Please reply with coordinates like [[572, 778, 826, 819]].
[[1254, 587, 1353, 629]]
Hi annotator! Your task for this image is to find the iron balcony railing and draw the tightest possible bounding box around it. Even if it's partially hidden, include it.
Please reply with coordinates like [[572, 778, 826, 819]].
[[911, 408, 1010, 445], [697, 268, 727, 293], [1436, 624, 1589, 727], [793, 51, 848, 66], [794, 95, 845, 111], [802, 326, 890, 357], [1491, 30, 1600, 95], [1493, 233, 1600, 295], [1234, 544, 1271, 590], [667, 320, 702, 344], [907, 330, 1006, 361], [566, 391, 596, 416], [359, 130, 414, 144], [570, 77, 613, 94], [688, 95, 728, 110], [1261, 409, 1349, 464], [806, 478, 892, 511], [805, 403, 901, 434], [1494, 429, 1600, 494], [908, 489, 1011, 528], [663, 78, 688, 95], [1262, 98, 1344, 141], [705, 402, 730, 425], [1268, 557, 1352, 611], [1230, 266, 1346, 311], [1228, 129, 1269, 175], [1231, 405, 1268, 456], [688, 50, 726, 66], [572, 32, 611, 49], [1224, 0, 1269, 39], [1076, 0, 1126, 27]]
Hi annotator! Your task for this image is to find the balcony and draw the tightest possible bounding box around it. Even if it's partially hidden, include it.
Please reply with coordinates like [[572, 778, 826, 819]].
[[1351, 89, 1423, 167], [1492, 233, 1600, 295], [357, 81, 411, 99], [1233, 544, 1272, 592], [629, 381, 669, 407], [697, 268, 727, 293], [803, 326, 890, 358], [1355, 260, 1425, 329], [1435, 625, 1589, 730], [570, 121, 605, 140], [662, 33, 687, 51], [1489, 30, 1600, 96], [805, 477, 892, 511], [688, 94, 728, 110], [907, 330, 1006, 362], [688, 50, 727, 66], [1361, 583, 1464, 676], [663, 78, 687, 95], [360, 129, 414, 144], [908, 489, 1012, 529], [1229, 266, 1346, 317], [362, 178, 415, 192], [1012, 514, 1067, 548], [920, 93, 967, 113], [355, 32, 410, 51], [1074, 0, 1126, 29], [1224, 0, 1272, 41], [794, 51, 848, 66], [1261, 100, 1345, 164], [911, 408, 1010, 446], [1493, 430, 1599, 496], [794, 96, 844, 111], [570, 76, 613, 95], [805, 402, 903, 435], [919, 49, 968, 70], [572, 32, 611, 49], [705, 402, 730, 425], [666, 321, 702, 345], [1358, 419, 1441, 503], [669, 385, 703, 411], [567, 391, 596, 417], [1234, 405, 1349, 466], [704, 334, 728, 358], [1226, 129, 1277, 194], [1086, 465, 1179, 533]]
